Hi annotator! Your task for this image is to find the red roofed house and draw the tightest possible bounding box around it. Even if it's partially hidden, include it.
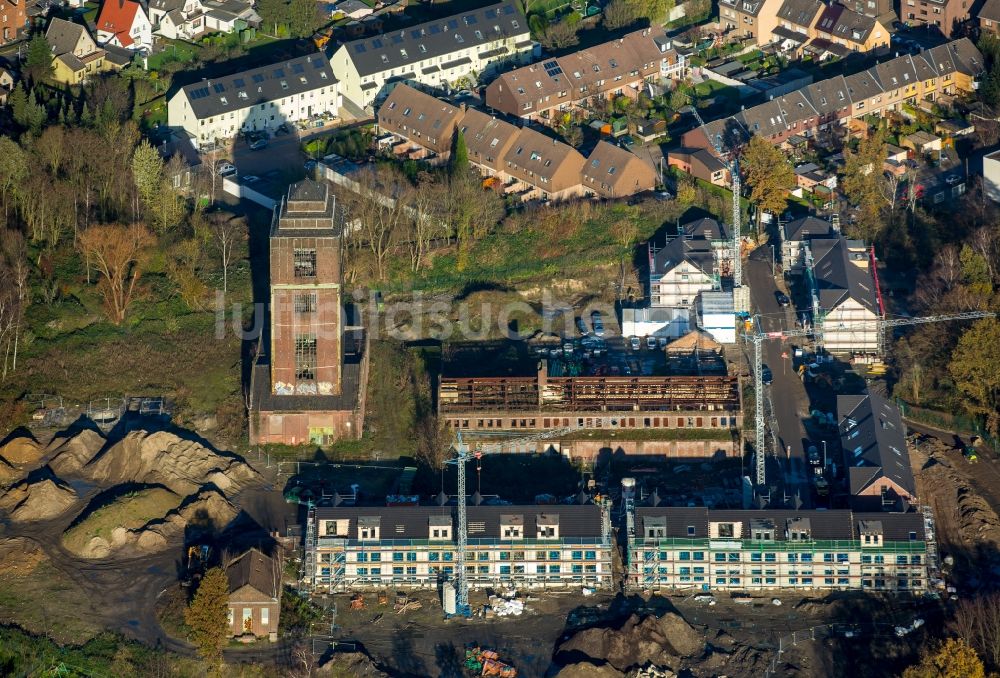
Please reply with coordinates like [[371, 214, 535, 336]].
[[96, 0, 151, 51]]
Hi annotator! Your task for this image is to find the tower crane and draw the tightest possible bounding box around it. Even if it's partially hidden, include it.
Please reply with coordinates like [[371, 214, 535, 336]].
[[686, 106, 742, 288], [447, 425, 580, 617], [746, 310, 997, 489]]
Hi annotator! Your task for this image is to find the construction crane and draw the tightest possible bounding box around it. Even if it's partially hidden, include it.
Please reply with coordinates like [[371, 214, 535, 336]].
[[447, 426, 579, 617], [687, 106, 742, 288], [746, 310, 997, 489]]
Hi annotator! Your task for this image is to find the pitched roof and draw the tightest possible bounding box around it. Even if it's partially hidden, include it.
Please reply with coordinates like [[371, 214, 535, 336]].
[[651, 231, 717, 277], [815, 3, 878, 44], [458, 107, 520, 172], [783, 215, 835, 241], [502, 125, 585, 192], [338, 1, 528, 78], [982, 0, 1000, 22], [810, 236, 878, 314], [175, 52, 336, 120], [97, 0, 143, 47], [777, 0, 822, 27], [719, 0, 769, 17], [314, 504, 604, 539], [378, 83, 463, 154], [225, 547, 280, 599], [46, 17, 90, 56], [148, 0, 184, 12], [581, 141, 656, 197], [838, 393, 915, 498]]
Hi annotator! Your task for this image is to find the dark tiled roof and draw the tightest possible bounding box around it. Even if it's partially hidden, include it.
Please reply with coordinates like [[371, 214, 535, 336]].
[[635, 507, 925, 540], [839, 393, 915, 497], [777, 0, 822, 27], [719, 0, 767, 17], [287, 177, 328, 203], [315, 504, 603, 539], [177, 52, 336, 120], [981, 0, 1000, 22], [339, 2, 527, 78], [815, 3, 877, 44], [783, 215, 835, 241], [46, 17, 90, 56], [652, 232, 717, 277], [226, 547, 280, 598], [810, 236, 878, 314], [772, 25, 810, 43]]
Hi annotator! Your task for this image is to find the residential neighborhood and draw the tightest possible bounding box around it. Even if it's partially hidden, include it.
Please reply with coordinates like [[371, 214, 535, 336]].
[[2, 0, 1000, 674]]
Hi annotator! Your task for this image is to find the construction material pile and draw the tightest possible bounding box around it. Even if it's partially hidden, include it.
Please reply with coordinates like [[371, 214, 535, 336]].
[[0, 435, 45, 465], [0, 470, 78, 521], [490, 596, 525, 617], [0, 537, 47, 576], [465, 647, 517, 677], [47, 428, 106, 476]]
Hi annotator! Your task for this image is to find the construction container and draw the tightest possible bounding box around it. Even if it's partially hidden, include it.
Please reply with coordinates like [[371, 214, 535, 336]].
[[443, 582, 457, 615]]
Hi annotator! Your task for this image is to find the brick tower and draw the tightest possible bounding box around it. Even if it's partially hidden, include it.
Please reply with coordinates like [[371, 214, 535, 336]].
[[251, 178, 366, 446]]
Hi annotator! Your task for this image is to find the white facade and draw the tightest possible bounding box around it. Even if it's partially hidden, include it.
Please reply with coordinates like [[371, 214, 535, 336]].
[[96, 4, 152, 51], [622, 306, 690, 339], [697, 291, 736, 344], [819, 299, 879, 355], [985, 149, 1000, 203], [650, 263, 716, 309]]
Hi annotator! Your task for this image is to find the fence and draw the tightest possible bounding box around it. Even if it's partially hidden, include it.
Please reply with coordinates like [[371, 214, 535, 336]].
[[763, 622, 921, 677], [895, 398, 998, 451]]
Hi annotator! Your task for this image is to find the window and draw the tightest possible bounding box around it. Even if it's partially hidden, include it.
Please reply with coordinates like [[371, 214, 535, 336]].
[[295, 335, 317, 380], [393, 553, 403, 562], [293, 248, 316, 278], [718, 523, 735, 538], [294, 293, 316, 313], [406, 553, 417, 562], [585, 551, 596, 560]]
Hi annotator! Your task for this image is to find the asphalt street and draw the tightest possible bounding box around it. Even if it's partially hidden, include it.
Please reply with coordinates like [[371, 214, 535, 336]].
[[745, 247, 812, 501]]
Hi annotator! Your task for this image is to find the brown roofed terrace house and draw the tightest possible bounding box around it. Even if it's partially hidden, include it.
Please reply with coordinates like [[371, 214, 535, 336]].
[[980, 0, 1000, 34], [581, 140, 657, 199], [250, 178, 368, 446], [376, 83, 464, 165], [501, 125, 586, 201], [484, 27, 685, 123], [226, 548, 282, 640], [718, 0, 785, 43], [901, 0, 971, 37]]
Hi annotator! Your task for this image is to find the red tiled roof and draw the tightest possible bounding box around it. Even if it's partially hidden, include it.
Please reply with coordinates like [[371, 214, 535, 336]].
[[97, 0, 140, 46]]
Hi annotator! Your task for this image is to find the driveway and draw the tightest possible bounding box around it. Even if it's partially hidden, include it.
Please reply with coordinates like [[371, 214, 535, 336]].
[[746, 247, 812, 501], [232, 130, 308, 178]]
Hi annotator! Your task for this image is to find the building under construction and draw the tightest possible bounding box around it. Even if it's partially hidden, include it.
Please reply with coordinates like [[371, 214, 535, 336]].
[[439, 358, 741, 433]]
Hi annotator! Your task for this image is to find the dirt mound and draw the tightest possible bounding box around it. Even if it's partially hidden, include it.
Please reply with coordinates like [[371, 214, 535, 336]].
[[556, 613, 705, 673], [69, 489, 239, 559], [318, 651, 389, 676], [47, 428, 106, 476], [554, 662, 626, 677], [0, 471, 78, 521], [0, 436, 44, 465], [0, 456, 20, 484], [0, 537, 48, 576], [62, 487, 183, 557], [80, 430, 260, 496]]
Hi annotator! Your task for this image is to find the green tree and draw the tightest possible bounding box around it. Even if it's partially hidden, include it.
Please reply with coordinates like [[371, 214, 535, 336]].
[[184, 567, 230, 673], [903, 638, 986, 678], [9, 84, 46, 135], [258, 0, 288, 35], [0, 137, 28, 221], [960, 244, 994, 298], [740, 134, 794, 235], [132, 141, 165, 221], [24, 35, 54, 85], [949, 318, 1000, 436], [603, 0, 638, 28], [288, 0, 318, 37], [840, 128, 888, 242], [451, 128, 469, 175]]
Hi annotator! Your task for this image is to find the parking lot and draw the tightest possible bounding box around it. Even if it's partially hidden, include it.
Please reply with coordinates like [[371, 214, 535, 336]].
[[230, 128, 308, 178]]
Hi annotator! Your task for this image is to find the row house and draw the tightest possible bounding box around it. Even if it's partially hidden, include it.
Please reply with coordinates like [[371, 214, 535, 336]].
[[310, 503, 613, 591], [807, 235, 881, 355], [377, 85, 656, 201], [167, 53, 341, 149], [96, 0, 152, 51], [680, 38, 983, 153], [769, 0, 888, 56], [718, 0, 784, 43], [838, 393, 916, 511], [329, 1, 535, 110], [780, 214, 837, 272], [483, 27, 685, 122], [627, 507, 928, 593]]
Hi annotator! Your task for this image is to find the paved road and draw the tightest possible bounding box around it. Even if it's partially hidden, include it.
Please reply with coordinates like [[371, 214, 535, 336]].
[[745, 247, 811, 500]]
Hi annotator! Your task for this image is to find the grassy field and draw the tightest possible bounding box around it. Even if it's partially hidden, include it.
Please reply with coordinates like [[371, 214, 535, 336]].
[[0, 562, 105, 644], [62, 488, 183, 554]]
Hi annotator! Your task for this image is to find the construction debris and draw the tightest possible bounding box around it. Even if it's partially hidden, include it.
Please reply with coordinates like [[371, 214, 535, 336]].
[[350, 593, 366, 610], [491, 598, 525, 617], [395, 600, 422, 614], [465, 647, 517, 677]]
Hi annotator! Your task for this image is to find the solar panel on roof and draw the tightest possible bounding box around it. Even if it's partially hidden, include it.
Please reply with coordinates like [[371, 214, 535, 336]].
[[372, 38, 383, 47], [233, 78, 245, 87], [429, 24, 441, 33], [502, 4, 515, 13], [485, 7, 496, 16], [252, 73, 265, 83], [292, 63, 304, 73], [447, 18, 458, 28], [213, 83, 225, 93], [465, 14, 477, 24], [391, 34, 402, 44], [313, 59, 324, 68], [411, 29, 421, 37], [354, 43, 366, 53], [274, 68, 284, 77]]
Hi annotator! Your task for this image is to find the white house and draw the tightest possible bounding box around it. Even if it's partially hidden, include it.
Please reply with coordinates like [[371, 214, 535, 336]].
[[96, 0, 152, 51], [780, 215, 836, 273], [984, 149, 1000, 203], [696, 290, 736, 344], [328, 1, 535, 110], [168, 52, 340, 149], [148, 0, 205, 40], [808, 236, 880, 355]]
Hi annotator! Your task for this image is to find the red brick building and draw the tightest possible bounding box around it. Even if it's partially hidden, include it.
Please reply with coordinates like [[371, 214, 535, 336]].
[[0, 0, 26, 45], [250, 179, 367, 446]]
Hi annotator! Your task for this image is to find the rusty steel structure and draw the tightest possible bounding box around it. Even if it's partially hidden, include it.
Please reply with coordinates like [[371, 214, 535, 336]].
[[439, 375, 739, 414]]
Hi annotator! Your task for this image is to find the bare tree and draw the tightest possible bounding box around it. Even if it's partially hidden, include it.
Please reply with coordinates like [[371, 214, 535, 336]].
[[78, 223, 155, 325], [950, 593, 1000, 671], [403, 172, 446, 272], [344, 165, 411, 281], [1, 229, 29, 376], [207, 212, 246, 295]]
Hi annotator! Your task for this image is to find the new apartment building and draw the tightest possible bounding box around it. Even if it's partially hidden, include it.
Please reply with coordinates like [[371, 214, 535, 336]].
[[807, 235, 881, 355], [310, 503, 613, 591], [168, 53, 340, 149], [329, 1, 534, 110], [626, 507, 928, 592], [484, 27, 685, 122]]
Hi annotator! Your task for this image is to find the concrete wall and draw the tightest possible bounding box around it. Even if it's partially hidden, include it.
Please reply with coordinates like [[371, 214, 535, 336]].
[[561, 438, 738, 461]]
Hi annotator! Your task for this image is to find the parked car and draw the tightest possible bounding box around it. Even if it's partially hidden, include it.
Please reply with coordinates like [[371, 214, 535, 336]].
[[304, 160, 317, 173], [274, 123, 291, 136], [216, 162, 236, 177], [646, 336, 657, 350], [243, 175, 260, 183], [775, 291, 790, 307], [761, 365, 773, 385], [629, 336, 641, 351], [591, 310, 605, 337], [249, 138, 268, 151], [658, 337, 668, 348], [576, 316, 590, 336]]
